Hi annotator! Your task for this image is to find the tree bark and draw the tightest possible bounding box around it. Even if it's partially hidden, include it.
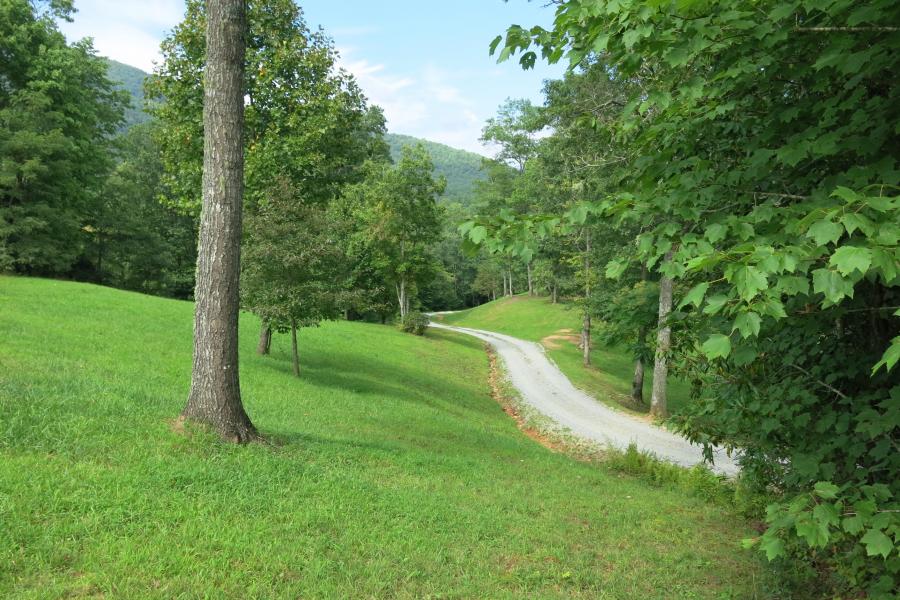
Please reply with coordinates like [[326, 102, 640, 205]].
[[257, 322, 271, 355], [397, 277, 408, 319], [631, 356, 645, 405], [527, 262, 533, 296], [650, 251, 674, 419], [180, 0, 257, 443], [290, 317, 300, 377], [582, 228, 592, 367]]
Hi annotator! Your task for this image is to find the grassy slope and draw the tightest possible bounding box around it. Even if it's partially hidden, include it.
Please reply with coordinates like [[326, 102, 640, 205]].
[[0, 278, 766, 598], [439, 295, 692, 415]]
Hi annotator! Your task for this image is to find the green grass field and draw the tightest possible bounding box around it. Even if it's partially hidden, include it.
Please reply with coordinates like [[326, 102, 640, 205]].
[[0, 277, 770, 598], [439, 295, 692, 415]]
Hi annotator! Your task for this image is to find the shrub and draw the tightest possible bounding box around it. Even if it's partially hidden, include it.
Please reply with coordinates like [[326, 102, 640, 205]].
[[400, 311, 429, 336]]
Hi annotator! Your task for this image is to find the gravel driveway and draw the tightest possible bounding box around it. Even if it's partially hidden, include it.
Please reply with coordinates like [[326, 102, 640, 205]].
[[430, 321, 740, 477]]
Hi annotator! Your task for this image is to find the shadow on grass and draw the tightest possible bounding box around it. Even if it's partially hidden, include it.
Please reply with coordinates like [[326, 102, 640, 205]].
[[250, 347, 497, 419]]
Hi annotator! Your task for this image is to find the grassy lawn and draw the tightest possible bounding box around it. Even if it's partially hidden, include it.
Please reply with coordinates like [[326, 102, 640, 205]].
[[439, 295, 692, 415], [0, 277, 769, 598]]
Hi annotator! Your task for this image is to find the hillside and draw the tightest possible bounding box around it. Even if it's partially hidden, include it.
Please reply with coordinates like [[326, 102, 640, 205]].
[[438, 295, 693, 414], [101, 61, 487, 205], [386, 133, 486, 206], [105, 59, 151, 129], [0, 277, 768, 597]]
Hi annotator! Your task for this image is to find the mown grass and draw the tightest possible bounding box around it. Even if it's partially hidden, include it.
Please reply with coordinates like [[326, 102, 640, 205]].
[[439, 295, 692, 415], [0, 277, 772, 598]]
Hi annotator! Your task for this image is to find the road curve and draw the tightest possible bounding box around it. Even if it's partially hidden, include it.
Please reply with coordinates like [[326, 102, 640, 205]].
[[430, 321, 740, 477]]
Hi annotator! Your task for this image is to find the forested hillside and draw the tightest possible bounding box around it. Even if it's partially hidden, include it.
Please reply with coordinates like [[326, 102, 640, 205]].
[[100, 61, 486, 206], [385, 133, 486, 205], [105, 59, 150, 128]]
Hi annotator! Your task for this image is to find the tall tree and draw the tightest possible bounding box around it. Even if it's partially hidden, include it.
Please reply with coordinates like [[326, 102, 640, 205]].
[[0, 0, 125, 275], [181, 0, 256, 442], [347, 146, 445, 319]]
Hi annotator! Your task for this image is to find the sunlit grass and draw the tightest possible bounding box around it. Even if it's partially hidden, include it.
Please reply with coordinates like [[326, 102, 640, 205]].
[[0, 277, 768, 598]]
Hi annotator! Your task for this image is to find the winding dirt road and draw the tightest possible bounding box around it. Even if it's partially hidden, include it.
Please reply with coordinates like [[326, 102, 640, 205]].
[[430, 321, 740, 477]]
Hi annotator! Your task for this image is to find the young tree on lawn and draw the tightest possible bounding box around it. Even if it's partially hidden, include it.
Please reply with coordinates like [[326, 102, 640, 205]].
[[181, 0, 256, 442], [241, 176, 346, 377], [351, 146, 445, 319]]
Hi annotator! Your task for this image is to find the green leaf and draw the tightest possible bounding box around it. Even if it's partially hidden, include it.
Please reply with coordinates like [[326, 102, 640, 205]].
[[829, 246, 872, 276], [732, 265, 768, 302], [703, 295, 730, 315], [702, 334, 732, 360], [469, 225, 487, 244], [812, 269, 854, 304], [732, 311, 761, 339], [678, 282, 709, 309], [760, 535, 785, 561], [807, 219, 843, 246], [860, 529, 894, 559], [605, 259, 627, 280], [840, 213, 874, 236], [872, 337, 900, 374], [705, 223, 727, 243], [813, 481, 840, 500]]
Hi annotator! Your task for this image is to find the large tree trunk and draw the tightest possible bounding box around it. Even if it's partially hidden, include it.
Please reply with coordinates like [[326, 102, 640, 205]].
[[650, 251, 674, 419], [581, 313, 591, 367], [180, 0, 256, 443], [257, 322, 271, 355], [527, 262, 533, 296], [290, 318, 300, 377]]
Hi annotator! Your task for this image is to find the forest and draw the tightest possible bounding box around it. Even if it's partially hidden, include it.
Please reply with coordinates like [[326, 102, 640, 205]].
[[1, 0, 898, 597]]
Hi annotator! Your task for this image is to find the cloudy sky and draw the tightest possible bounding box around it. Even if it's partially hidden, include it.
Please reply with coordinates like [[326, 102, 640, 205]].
[[58, 0, 564, 156]]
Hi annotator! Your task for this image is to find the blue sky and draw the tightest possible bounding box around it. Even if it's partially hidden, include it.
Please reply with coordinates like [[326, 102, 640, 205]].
[[58, 1, 564, 155]]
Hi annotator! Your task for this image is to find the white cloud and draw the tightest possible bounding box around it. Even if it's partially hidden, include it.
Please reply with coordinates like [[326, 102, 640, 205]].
[[58, 0, 185, 71], [337, 50, 490, 156]]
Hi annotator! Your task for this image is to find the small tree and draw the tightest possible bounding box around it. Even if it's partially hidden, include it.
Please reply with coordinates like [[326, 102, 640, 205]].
[[242, 177, 345, 376]]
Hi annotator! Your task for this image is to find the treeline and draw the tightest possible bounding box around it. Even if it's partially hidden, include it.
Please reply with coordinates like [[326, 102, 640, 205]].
[[0, 0, 489, 346], [466, 0, 899, 595]]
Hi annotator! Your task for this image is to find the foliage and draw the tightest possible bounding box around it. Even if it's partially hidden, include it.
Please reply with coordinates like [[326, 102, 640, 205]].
[[0, 0, 127, 275], [399, 311, 430, 336], [88, 122, 197, 297], [146, 0, 373, 215], [241, 176, 346, 334], [343, 146, 446, 317], [0, 276, 776, 597], [490, 0, 900, 593]]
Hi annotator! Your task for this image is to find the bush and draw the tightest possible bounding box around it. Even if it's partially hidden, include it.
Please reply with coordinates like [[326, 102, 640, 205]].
[[400, 311, 429, 336]]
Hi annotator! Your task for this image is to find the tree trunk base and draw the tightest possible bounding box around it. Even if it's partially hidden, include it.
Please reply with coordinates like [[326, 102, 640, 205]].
[[173, 412, 259, 444]]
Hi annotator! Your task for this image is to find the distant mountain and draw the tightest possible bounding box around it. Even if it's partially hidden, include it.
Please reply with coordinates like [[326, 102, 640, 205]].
[[102, 61, 486, 205], [105, 59, 151, 129], [385, 133, 486, 206]]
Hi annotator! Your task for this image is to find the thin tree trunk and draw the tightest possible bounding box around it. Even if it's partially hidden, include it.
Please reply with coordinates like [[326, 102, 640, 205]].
[[552, 283, 558, 304], [508, 268, 514, 296], [257, 322, 271, 355], [527, 262, 533, 296], [290, 318, 300, 377], [397, 277, 408, 319], [650, 251, 674, 419], [181, 0, 256, 443], [582, 228, 592, 367], [631, 356, 645, 404]]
